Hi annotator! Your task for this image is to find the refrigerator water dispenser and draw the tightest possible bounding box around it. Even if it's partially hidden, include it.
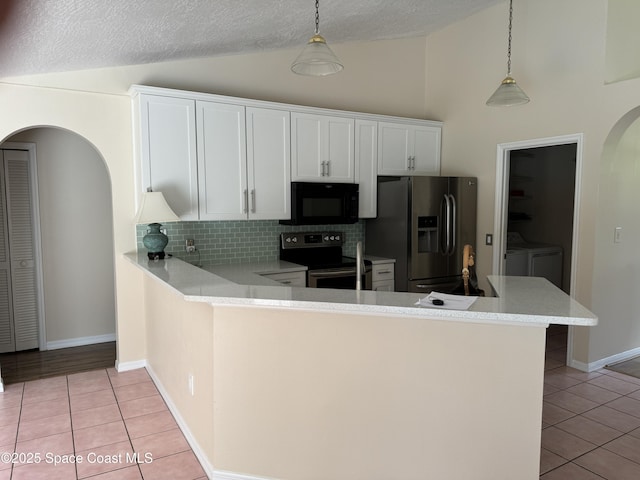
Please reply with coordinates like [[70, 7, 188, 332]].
[[417, 216, 438, 253]]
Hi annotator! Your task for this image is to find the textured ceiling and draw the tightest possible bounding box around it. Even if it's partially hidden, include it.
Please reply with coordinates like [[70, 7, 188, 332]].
[[0, 0, 503, 77]]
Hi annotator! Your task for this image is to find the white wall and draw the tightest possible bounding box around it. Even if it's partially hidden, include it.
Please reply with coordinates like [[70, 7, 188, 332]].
[[8, 128, 115, 346], [424, 0, 640, 366]]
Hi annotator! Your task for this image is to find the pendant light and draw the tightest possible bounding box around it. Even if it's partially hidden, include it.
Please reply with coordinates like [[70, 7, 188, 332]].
[[291, 0, 343, 76], [486, 0, 530, 106]]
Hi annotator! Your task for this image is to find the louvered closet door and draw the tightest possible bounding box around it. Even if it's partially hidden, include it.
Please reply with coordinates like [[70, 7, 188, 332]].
[[4, 150, 38, 351], [0, 152, 15, 353]]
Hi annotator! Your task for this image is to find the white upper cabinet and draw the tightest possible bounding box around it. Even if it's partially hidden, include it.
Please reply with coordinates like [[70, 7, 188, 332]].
[[136, 94, 199, 220], [131, 85, 443, 223], [196, 101, 248, 220], [355, 119, 378, 218], [197, 103, 291, 221], [291, 113, 355, 183], [378, 122, 441, 176], [245, 107, 291, 220]]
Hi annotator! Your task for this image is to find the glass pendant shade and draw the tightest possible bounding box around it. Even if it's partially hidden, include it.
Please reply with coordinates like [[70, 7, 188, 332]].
[[291, 33, 343, 76], [486, 75, 530, 106]]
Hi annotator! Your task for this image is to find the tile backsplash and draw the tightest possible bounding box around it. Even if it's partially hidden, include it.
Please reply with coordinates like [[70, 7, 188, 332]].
[[136, 220, 365, 266]]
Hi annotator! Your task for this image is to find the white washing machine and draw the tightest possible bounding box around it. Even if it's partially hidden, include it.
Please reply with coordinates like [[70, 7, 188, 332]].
[[505, 233, 563, 288]]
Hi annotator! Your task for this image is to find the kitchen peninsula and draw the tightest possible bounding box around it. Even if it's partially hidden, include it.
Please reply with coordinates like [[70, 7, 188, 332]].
[[126, 253, 596, 480]]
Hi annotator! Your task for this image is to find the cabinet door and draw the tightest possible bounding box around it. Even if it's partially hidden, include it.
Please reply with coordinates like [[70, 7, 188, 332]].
[[138, 95, 199, 220], [378, 122, 441, 176], [246, 107, 291, 220], [412, 126, 441, 175], [196, 101, 247, 220], [291, 112, 355, 183], [378, 122, 411, 175], [355, 119, 377, 218], [325, 116, 355, 182], [291, 113, 322, 180]]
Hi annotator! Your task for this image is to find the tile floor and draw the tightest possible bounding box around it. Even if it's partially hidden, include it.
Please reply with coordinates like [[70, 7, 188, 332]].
[[0, 367, 207, 479], [2, 329, 640, 479], [541, 326, 640, 479]]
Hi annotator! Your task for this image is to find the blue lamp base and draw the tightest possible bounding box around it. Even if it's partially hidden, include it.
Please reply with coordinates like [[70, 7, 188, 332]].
[[143, 222, 169, 260]]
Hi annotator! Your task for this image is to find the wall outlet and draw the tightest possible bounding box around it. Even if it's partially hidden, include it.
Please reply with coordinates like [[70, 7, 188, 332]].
[[485, 234, 493, 246], [188, 374, 195, 396], [614, 227, 622, 244], [185, 239, 196, 253]]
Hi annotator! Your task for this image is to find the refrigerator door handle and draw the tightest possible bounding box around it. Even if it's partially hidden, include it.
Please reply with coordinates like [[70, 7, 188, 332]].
[[443, 194, 452, 255], [448, 194, 457, 256]]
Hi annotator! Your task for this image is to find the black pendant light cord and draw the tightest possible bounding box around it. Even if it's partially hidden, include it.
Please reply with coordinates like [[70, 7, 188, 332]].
[[507, 0, 513, 75]]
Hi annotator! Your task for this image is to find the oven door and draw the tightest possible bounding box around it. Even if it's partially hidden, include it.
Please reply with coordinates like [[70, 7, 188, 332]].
[[308, 267, 372, 290]]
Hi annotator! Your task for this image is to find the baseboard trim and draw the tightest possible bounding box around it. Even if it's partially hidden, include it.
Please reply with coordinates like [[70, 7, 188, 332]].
[[46, 333, 116, 351], [145, 364, 215, 480], [571, 346, 640, 372], [115, 359, 147, 372], [212, 469, 278, 480], [211, 470, 278, 480]]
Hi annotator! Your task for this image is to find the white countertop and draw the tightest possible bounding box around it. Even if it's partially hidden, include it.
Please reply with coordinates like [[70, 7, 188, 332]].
[[200, 260, 306, 286], [125, 253, 597, 327]]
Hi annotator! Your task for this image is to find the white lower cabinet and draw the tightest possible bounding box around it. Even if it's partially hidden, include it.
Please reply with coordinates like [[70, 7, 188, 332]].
[[371, 260, 395, 292], [261, 270, 306, 287]]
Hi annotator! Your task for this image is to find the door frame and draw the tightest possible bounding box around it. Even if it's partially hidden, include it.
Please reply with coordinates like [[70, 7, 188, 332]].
[[2, 142, 46, 351], [492, 133, 584, 363]]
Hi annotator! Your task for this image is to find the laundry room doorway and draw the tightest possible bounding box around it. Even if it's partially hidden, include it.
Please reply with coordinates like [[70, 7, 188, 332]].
[[493, 134, 583, 366]]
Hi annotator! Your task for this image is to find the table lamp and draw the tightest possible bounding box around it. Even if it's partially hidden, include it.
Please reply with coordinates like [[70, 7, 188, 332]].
[[135, 191, 179, 260]]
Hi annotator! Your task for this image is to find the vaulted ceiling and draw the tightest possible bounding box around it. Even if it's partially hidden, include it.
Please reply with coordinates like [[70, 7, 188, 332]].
[[0, 0, 503, 77]]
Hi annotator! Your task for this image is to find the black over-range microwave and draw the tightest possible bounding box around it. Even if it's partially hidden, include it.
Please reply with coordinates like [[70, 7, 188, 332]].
[[280, 182, 359, 225]]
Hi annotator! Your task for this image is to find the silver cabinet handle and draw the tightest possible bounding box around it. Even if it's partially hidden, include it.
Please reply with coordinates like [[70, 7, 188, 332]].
[[243, 189, 248, 213], [320, 161, 326, 176], [280, 280, 292, 285], [377, 270, 392, 275], [407, 156, 412, 170], [326, 160, 331, 177], [251, 189, 256, 213]]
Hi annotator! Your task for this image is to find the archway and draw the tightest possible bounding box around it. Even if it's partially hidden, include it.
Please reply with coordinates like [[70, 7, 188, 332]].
[[587, 107, 640, 369], [0, 126, 115, 383]]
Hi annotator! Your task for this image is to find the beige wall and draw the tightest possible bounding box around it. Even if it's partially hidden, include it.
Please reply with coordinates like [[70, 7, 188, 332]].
[[4, 37, 429, 118], [7, 128, 115, 345], [425, 0, 640, 366], [0, 85, 145, 364], [140, 269, 546, 480]]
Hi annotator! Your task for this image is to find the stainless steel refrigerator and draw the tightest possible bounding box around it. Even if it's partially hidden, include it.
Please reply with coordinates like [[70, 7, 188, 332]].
[[365, 176, 477, 293]]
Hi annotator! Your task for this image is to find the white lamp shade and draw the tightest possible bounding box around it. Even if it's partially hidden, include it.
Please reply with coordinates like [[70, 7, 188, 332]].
[[134, 191, 180, 224]]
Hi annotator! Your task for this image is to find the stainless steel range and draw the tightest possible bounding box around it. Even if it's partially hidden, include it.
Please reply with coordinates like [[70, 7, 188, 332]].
[[279, 232, 372, 290]]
